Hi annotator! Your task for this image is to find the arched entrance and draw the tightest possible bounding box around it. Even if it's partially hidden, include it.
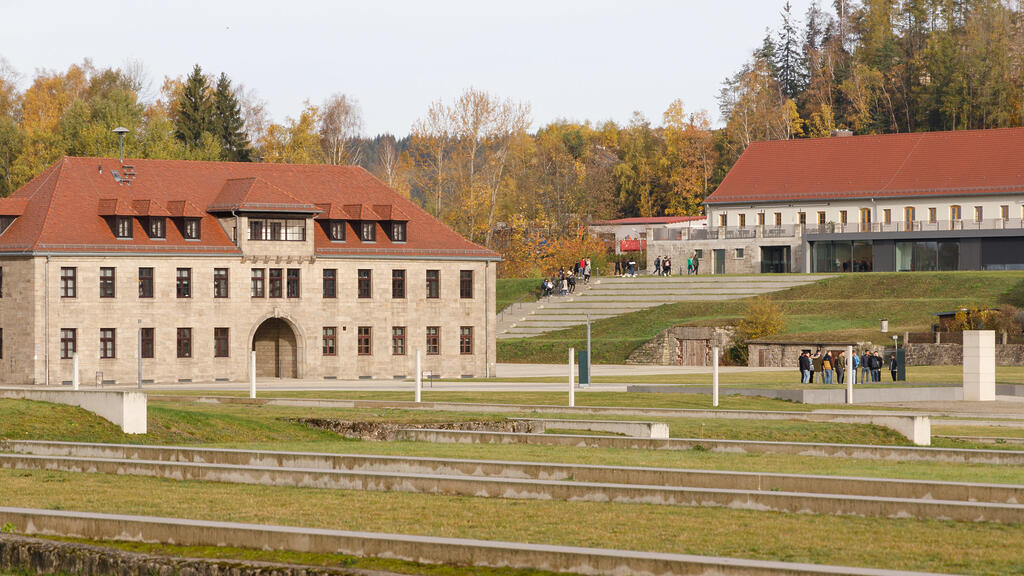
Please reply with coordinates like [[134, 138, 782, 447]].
[[252, 318, 298, 378]]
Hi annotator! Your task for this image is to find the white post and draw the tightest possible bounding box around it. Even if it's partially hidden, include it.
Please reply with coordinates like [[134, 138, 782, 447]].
[[846, 345, 854, 404], [415, 349, 422, 403], [569, 347, 575, 407], [712, 346, 719, 407], [72, 353, 79, 390], [249, 351, 256, 399], [963, 330, 996, 401]]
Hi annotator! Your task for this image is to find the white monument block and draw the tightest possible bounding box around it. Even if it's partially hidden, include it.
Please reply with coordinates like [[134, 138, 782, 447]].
[[963, 330, 996, 401]]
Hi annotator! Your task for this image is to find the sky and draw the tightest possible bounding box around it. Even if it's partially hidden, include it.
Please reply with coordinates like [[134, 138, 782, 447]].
[[2, 0, 818, 136]]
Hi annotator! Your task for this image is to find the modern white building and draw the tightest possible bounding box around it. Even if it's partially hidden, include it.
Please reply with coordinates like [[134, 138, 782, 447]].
[[647, 128, 1024, 274]]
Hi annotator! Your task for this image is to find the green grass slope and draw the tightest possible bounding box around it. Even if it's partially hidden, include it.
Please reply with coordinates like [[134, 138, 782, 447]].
[[496, 278, 542, 313], [498, 271, 1024, 364]]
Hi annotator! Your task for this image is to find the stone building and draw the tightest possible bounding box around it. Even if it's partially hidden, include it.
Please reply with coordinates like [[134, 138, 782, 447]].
[[0, 157, 498, 385], [647, 128, 1024, 274]]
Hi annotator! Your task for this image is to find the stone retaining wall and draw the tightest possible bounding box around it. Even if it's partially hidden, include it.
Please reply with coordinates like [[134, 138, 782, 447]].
[[0, 534, 364, 576], [905, 343, 1024, 365]]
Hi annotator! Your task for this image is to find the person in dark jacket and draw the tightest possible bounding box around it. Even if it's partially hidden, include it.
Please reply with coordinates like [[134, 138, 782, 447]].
[[870, 351, 882, 382], [889, 354, 899, 382], [799, 352, 811, 383]]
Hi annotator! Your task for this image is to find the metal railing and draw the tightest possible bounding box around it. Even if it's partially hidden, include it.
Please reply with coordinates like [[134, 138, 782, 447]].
[[648, 218, 1024, 244]]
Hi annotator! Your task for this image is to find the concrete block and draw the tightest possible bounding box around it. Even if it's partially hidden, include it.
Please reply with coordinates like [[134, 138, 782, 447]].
[[963, 330, 996, 401], [0, 388, 147, 434], [509, 418, 669, 439]]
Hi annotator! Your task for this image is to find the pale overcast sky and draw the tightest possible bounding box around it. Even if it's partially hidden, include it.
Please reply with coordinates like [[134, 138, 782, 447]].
[[3, 0, 817, 136]]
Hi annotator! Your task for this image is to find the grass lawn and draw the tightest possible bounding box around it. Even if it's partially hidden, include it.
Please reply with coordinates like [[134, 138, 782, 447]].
[[2, 468, 1022, 575], [4, 398, 1024, 484], [498, 271, 1024, 364], [496, 277, 543, 313]]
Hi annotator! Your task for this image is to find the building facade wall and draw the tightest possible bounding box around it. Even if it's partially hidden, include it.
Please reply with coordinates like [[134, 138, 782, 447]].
[[0, 257, 39, 383], [1, 253, 495, 385], [647, 238, 804, 275], [707, 193, 1024, 230]]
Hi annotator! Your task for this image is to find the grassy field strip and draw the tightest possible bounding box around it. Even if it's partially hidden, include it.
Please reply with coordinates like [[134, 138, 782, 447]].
[[5, 441, 1024, 505], [5, 399, 1024, 484], [1, 469, 1021, 575], [0, 506, 961, 576], [7, 452, 1023, 523]]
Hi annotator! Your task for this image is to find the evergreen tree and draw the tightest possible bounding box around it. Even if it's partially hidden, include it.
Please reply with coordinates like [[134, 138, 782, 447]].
[[211, 72, 251, 162], [174, 64, 212, 148], [757, 29, 780, 81], [777, 1, 805, 98]]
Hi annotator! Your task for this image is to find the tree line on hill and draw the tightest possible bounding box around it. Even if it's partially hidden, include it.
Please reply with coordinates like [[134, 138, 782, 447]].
[[0, 0, 1021, 275]]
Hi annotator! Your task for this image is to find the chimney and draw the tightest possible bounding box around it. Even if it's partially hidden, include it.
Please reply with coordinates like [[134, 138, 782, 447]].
[[831, 129, 854, 138]]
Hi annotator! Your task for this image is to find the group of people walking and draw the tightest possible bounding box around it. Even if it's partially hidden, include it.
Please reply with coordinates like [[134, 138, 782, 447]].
[[798, 349, 900, 384], [652, 256, 673, 276], [541, 258, 592, 297], [613, 255, 638, 277]]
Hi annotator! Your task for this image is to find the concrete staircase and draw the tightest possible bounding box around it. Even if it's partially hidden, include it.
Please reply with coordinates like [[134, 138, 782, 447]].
[[497, 274, 833, 339]]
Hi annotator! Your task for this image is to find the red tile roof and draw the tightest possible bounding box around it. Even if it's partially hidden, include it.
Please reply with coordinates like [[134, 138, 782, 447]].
[[0, 157, 497, 259], [706, 127, 1024, 205], [592, 216, 705, 225], [0, 198, 28, 216], [209, 177, 318, 213]]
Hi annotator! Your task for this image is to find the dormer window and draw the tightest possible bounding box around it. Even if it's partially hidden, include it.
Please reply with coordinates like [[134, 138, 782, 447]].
[[0, 216, 14, 236], [360, 221, 376, 242], [390, 221, 406, 242], [148, 217, 166, 239], [182, 218, 201, 240], [115, 216, 133, 239], [329, 221, 346, 242]]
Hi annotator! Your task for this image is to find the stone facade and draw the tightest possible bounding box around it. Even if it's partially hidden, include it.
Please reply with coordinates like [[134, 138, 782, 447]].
[[627, 326, 733, 366], [746, 341, 865, 368], [0, 159, 499, 385], [0, 250, 496, 385]]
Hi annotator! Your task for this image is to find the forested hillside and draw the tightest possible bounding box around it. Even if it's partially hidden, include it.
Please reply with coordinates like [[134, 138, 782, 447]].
[[0, 0, 1020, 275]]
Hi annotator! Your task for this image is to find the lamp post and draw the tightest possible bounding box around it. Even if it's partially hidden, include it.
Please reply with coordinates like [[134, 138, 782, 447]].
[[112, 127, 129, 163], [584, 313, 591, 388]]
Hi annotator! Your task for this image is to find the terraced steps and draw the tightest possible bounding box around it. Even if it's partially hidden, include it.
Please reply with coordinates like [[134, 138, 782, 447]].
[[498, 274, 831, 339]]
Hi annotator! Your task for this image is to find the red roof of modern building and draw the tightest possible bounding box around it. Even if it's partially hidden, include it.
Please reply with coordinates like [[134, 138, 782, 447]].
[[705, 127, 1024, 205], [592, 216, 705, 225], [0, 157, 498, 259]]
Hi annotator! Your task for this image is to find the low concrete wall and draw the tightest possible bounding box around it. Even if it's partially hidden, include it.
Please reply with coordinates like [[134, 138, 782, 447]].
[[509, 418, 669, 439], [0, 507, 954, 576], [0, 388, 146, 434], [396, 429, 1024, 465], [7, 453, 1020, 522]]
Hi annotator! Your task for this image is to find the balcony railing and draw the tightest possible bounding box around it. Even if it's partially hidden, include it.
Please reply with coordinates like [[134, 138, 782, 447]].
[[648, 219, 1024, 244]]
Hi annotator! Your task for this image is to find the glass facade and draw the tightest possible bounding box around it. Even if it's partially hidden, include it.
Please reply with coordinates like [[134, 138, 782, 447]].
[[811, 241, 873, 273], [895, 241, 959, 271]]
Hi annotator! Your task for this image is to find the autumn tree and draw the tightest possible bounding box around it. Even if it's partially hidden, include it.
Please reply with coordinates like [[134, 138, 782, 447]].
[[319, 93, 362, 165], [660, 100, 716, 215]]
